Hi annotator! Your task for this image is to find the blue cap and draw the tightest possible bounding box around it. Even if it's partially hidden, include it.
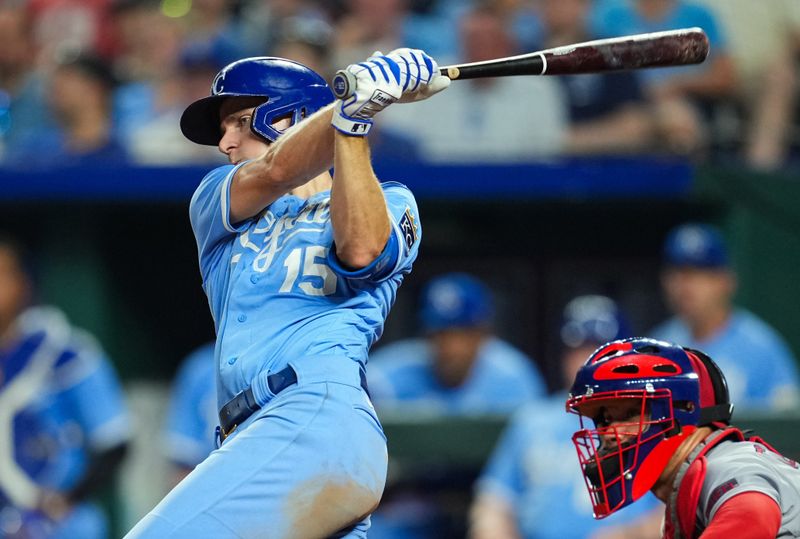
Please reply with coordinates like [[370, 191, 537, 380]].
[[663, 223, 729, 269], [419, 273, 493, 332], [560, 295, 630, 349]]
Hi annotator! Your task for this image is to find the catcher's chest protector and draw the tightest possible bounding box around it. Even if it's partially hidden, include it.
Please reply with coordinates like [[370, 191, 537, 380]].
[[663, 427, 781, 539]]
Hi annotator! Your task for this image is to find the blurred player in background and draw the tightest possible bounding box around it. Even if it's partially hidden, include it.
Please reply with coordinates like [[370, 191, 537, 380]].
[[368, 272, 547, 415], [567, 337, 800, 538], [0, 235, 131, 539], [161, 342, 216, 485], [651, 222, 800, 410], [367, 273, 546, 538], [469, 295, 661, 539], [124, 48, 449, 538]]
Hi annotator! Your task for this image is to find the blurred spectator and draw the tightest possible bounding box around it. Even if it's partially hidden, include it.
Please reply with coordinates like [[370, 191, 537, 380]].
[[651, 223, 800, 410], [594, 0, 737, 157], [271, 16, 336, 88], [0, 235, 131, 538], [378, 3, 567, 162], [180, 0, 250, 69], [536, 0, 656, 155], [111, 0, 187, 147], [125, 47, 225, 165], [162, 342, 217, 486], [28, 0, 115, 67], [109, 0, 184, 84], [0, 1, 57, 163], [331, 0, 409, 68], [10, 52, 128, 168], [469, 295, 662, 539], [368, 273, 546, 538], [239, 0, 332, 59], [695, 0, 800, 170], [368, 272, 546, 415]]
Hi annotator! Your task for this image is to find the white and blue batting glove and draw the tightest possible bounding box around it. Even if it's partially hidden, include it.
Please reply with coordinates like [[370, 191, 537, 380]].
[[385, 48, 451, 103], [331, 54, 404, 136]]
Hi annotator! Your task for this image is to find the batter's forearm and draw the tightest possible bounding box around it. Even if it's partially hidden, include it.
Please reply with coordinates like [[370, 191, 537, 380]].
[[330, 133, 391, 269], [230, 105, 336, 222]]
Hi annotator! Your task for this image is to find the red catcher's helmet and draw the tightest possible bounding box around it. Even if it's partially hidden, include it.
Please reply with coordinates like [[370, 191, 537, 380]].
[[566, 337, 732, 518]]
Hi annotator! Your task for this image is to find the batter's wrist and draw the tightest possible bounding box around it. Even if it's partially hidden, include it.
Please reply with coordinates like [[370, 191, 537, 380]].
[[332, 106, 373, 136]]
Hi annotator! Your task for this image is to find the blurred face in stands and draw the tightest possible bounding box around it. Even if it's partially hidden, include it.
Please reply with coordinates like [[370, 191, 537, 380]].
[[661, 266, 735, 326], [461, 9, 515, 63], [430, 327, 486, 388], [0, 6, 33, 77], [0, 245, 29, 333], [347, 0, 406, 32], [49, 66, 108, 124], [635, 0, 676, 21], [538, 0, 589, 36]]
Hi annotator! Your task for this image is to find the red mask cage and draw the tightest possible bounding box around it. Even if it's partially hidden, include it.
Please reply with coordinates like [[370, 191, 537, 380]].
[[568, 388, 676, 517]]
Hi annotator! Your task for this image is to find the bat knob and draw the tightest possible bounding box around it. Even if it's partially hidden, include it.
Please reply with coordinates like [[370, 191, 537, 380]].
[[332, 70, 356, 100]]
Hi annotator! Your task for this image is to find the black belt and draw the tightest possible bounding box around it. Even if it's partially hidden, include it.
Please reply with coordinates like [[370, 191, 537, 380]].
[[218, 364, 370, 440]]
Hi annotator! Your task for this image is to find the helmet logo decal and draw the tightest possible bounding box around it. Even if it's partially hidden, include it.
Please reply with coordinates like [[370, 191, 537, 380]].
[[213, 70, 227, 95]]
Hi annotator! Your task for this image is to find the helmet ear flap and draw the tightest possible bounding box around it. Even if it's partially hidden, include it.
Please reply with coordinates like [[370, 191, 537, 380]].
[[684, 348, 733, 425]]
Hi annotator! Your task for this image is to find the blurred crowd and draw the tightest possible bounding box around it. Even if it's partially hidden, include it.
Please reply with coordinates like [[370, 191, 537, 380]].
[[0, 0, 798, 169]]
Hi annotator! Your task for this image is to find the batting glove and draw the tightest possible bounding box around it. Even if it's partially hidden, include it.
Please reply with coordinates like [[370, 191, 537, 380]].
[[331, 54, 404, 136], [385, 48, 451, 103]]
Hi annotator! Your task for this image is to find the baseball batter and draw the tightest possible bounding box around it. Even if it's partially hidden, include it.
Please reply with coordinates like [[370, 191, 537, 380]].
[[124, 50, 449, 539], [567, 338, 800, 538]]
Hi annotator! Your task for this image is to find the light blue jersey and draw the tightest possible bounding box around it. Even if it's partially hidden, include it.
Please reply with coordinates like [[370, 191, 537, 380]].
[[190, 164, 421, 408], [651, 309, 800, 411], [367, 337, 546, 415], [163, 343, 217, 469], [476, 396, 661, 539], [0, 307, 131, 539], [126, 165, 421, 539]]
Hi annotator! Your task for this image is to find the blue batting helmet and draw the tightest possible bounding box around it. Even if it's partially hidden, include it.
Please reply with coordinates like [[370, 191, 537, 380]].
[[180, 56, 334, 145], [419, 273, 494, 332], [567, 338, 731, 518]]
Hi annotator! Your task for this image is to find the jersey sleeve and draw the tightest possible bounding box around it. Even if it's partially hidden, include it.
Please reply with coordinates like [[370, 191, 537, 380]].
[[700, 492, 781, 538], [57, 334, 131, 451], [327, 181, 421, 283], [475, 408, 530, 504], [189, 163, 249, 282]]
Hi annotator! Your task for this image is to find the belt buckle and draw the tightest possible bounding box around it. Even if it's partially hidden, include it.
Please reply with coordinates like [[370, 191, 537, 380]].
[[220, 423, 238, 442]]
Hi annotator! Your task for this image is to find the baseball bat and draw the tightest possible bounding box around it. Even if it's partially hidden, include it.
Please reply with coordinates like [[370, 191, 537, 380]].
[[331, 27, 709, 99]]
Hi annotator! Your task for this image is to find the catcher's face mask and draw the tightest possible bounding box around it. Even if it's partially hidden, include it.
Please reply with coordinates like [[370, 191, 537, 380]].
[[566, 338, 733, 518], [568, 391, 669, 517]]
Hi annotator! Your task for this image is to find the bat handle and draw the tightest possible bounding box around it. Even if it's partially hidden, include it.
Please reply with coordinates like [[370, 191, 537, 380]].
[[440, 66, 459, 80], [333, 67, 456, 99], [331, 70, 357, 100]]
